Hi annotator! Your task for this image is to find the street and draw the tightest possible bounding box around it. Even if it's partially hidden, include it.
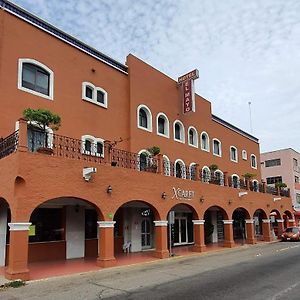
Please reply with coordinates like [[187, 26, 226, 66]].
[[1, 242, 300, 300]]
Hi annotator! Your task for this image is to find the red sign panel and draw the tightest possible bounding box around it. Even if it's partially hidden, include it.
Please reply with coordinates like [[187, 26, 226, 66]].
[[178, 69, 199, 84], [183, 79, 193, 114]]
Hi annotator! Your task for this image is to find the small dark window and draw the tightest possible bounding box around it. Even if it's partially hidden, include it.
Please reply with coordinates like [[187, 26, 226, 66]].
[[175, 162, 183, 178], [265, 159, 281, 167], [266, 176, 282, 184], [85, 140, 92, 153], [189, 130, 194, 145], [175, 123, 181, 140], [96, 142, 103, 155], [231, 147, 237, 161], [85, 86, 93, 99], [158, 117, 165, 134], [202, 134, 208, 150], [139, 109, 148, 128], [22, 63, 50, 96], [140, 152, 148, 171], [213, 140, 221, 155], [97, 90, 105, 104]]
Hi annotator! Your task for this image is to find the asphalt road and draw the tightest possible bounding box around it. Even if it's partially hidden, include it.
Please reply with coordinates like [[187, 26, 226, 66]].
[[1, 242, 300, 300]]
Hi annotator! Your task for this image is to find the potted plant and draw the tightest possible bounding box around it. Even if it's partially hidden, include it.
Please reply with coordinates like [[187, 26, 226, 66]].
[[209, 164, 218, 172], [23, 108, 61, 154], [242, 173, 256, 180], [147, 145, 160, 156], [275, 182, 287, 188]]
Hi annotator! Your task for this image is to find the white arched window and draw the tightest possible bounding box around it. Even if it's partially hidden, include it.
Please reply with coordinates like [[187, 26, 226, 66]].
[[81, 135, 104, 157], [173, 120, 185, 143], [242, 150, 247, 160], [231, 174, 240, 188], [251, 154, 257, 169], [230, 146, 238, 163], [200, 131, 210, 152], [163, 155, 171, 176], [189, 163, 197, 180], [82, 82, 108, 108], [138, 149, 151, 171], [213, 138, 222, 157], [18, 58, 54, 100], [202, 166, 211, 182], [214, 169, 224, 186], [174, 159, 186, 179], [188, 126, 198, 148], [137, 105, 152, 132], [156, 113, 169, 138]]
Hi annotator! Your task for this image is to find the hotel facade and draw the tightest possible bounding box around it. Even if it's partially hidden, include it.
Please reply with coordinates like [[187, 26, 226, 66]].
[[0, 0, 293, 280]]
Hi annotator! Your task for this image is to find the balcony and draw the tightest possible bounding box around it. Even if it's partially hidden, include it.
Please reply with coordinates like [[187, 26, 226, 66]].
[[0, 125, 290, 198]]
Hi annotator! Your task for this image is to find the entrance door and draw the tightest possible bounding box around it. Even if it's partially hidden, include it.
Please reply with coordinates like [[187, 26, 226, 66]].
[[141, 219, 151, 249], [174, 217, 188, 245]]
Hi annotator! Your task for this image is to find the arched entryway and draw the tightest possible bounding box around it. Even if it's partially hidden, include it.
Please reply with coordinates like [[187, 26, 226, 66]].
[[28, 197, 101, 263], [167, 204, 198, 248], [232, 208, 250, 242], [0, 198, 10, 267], [113, 200, 159, 254], [253, 209, 268, 240], [269, 210, 282, 239], [204, 206, 228, 245]]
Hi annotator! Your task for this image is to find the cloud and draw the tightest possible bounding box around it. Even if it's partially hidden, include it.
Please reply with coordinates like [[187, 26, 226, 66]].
[[11, 0, 300, 152]]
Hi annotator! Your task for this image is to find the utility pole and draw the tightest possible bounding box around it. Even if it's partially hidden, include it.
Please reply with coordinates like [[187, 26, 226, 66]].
[[248, 101, 253, 134]]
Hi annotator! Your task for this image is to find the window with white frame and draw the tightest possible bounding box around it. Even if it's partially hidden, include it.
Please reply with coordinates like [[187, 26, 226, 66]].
[[173, 121, 185, 143], [138, 149, 152, 171], [202, 166, 211, 182], [163, 155, 170, 176], [252, 180, 259, 192], [157, 113, 169, 138], [189, 163, 197, 180], [231, 174, 240, 188], [81, 135, 104, 157], [230, 146, 238, 162], [251, 154, 257, 169], [137, 105, 152, 132], [242, 150, 247, 160], [188, 127, 198, 147], [214, 170, 224, 185], [213, 139, 222, 157], [82, 82, 108, 108], [200, 132, 210, 152], [18, 58, 54, 100], [174, 159, 186, 178]]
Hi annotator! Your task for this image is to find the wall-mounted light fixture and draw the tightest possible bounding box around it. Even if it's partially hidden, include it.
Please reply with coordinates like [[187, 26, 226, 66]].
[[228, 199, 233, 205], [107, 185, 113, 194], [161, 192, 167, 199], [200, 196, 205, 203]]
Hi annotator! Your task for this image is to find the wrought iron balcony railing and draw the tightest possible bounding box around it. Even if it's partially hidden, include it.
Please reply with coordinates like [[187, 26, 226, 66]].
[[0, 131, 19, 159]]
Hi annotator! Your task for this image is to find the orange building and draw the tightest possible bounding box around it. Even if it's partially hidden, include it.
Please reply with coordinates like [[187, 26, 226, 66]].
[[0, 0, 293, 280]]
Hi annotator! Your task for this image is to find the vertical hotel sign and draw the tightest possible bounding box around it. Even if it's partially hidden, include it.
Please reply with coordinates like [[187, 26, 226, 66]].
[[178, 69, 199, 114]]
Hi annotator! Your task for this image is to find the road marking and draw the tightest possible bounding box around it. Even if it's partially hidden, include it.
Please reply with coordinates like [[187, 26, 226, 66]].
[[278, 247, 290, 252], [271, 280, 300, 299], [290, 245, 300, 249]]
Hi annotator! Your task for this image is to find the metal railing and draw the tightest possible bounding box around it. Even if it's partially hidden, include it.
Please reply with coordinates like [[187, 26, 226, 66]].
[[0, 131, 19, 159]]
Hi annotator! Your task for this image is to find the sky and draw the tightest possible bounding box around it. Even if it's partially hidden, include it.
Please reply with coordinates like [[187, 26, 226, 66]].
[[11, 0, 300, 153]]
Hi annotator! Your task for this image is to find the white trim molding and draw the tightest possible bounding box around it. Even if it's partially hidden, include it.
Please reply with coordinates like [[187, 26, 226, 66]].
[[242, 149, 247, 160], [81, 135, 104, 157], [97, 221, 116, 228], [156, 112, 170, 138], [262, 219, 271, 223], [154, 220, 168, 227], [137, 104, 153, 132], [277, 219, 284, 223], [245, 219, 254, 224], [8, 222, 32, 231], [18, 58, 54, 100], [200, 131, 210, 152], [192, 220, 205, 225], [223, 220, 234, 225]]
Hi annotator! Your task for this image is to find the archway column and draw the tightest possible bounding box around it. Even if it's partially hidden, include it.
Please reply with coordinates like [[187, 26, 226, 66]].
[[97, 221, 116, 268], [277, 219, 284, 238], [5, 222, 31, 280], [245, 219, 256, 244], [192, 220, 206, 252], [223, 220, 234, 247], [262, 219, 272, 242], [288, 219, 296, 227], [153, 221, 169, 258]]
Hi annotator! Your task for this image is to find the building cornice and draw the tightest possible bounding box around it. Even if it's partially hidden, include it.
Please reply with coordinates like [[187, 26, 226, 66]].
[[0, 0, 128, 74]]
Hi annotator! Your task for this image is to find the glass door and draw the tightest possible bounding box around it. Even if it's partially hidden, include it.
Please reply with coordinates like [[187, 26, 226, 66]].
[[174, 217, 188, 245], [141, 219, 151, 249]]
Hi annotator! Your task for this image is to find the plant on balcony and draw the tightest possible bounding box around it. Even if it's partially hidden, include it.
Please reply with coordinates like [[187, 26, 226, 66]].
[[23, 108, 61, 154], [209, 164, 218, 172], [242, 173, 256, 180], [275, 182, 287, 189], [147, 145, 160, 156]]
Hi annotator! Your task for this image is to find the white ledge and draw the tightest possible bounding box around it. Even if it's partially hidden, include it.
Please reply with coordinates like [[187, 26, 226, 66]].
[[245, 219, 254, 224], [8, 222, 32, 231], [262, 219, 271, 223], [223, 220, 234, 225], [154, 220, 168, 227], [192, 220, 205, 225], [97, 221, 116, 228]]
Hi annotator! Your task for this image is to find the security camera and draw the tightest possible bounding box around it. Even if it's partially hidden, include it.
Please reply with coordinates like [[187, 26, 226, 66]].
[[83, 167, 97, 181]]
